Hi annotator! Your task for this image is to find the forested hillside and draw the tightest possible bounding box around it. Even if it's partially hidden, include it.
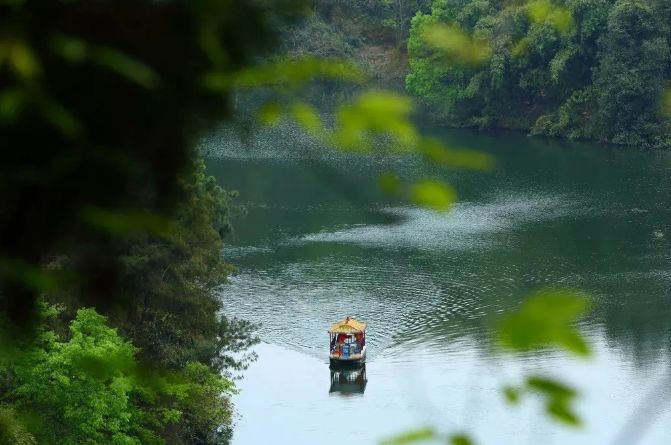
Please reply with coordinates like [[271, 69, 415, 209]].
[[286, 1, 671, 148], [406, 0, 671, 148], [281, 0, 430, 87]]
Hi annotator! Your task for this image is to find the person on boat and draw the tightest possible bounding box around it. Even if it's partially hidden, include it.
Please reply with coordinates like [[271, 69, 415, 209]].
[[354, 332, 363, 350], [329, 332, 344, 355]]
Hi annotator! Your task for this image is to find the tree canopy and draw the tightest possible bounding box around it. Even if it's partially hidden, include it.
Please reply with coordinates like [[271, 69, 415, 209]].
[[406, 0, 671, 148]]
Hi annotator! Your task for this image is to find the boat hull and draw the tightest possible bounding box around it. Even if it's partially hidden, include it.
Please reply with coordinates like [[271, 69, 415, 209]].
[[329, 347, 366, 367], [329, 356, 365, 367]]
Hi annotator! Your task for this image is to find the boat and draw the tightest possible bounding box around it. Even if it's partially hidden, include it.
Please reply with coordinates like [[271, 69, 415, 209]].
[[328, 316, 366, 366]]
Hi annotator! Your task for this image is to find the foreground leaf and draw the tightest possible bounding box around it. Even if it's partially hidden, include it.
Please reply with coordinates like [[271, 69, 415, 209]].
[[497, 289, 591, 356], [380, 427, 436, 445], [410, 180, 456, 211]]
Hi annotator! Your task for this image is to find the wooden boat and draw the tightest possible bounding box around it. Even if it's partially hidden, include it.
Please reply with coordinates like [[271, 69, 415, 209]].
[[328, 316, 366, 366]]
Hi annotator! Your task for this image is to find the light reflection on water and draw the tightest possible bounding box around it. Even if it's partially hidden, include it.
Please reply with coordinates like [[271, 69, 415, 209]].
[[208, 127, 671, 444]]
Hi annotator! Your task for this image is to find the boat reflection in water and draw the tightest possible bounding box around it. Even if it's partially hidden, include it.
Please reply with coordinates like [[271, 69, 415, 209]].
[[329, 364, 367, 396]]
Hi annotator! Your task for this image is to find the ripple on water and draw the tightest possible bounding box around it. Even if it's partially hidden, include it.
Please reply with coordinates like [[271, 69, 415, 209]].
[[219, 192, 591, 359], [300, 193, 584, 252]]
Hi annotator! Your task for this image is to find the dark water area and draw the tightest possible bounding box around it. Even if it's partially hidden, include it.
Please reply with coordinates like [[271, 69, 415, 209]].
[[206, 126, 671, 444]]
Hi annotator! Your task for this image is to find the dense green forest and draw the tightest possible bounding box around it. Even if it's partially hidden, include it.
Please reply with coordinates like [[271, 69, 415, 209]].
[[287, 0, 671, 148], [406, 0, 671, 148]]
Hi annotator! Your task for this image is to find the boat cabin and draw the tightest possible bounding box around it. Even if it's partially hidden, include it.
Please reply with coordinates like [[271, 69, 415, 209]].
[[328, 316, 367, 366]]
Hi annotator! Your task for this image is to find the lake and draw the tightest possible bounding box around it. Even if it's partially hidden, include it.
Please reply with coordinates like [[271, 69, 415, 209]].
[[205, 124, 671, 445]]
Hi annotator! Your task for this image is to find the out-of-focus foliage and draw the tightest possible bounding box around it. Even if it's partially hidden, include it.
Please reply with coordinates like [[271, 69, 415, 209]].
[[497, 288, 591, 356], [407, 0, 671, 148], [504, 376, 582, 426], [494, 288, 591, 427], [379, 427, 436, 445], [410, 179, 457, 210], [661, 88, 671, 117], [205, 56, 365, 91], [420, 22, 492, 65], [526, 376, 581, 426], [243, 78, 495, 209], [379, 427, 475, 445], [243, 80, 494, 210], [419, 137, 494, 170], [330, 91, 419, 150], [449, 434, 474, 445], [0, 0, 308, 327]]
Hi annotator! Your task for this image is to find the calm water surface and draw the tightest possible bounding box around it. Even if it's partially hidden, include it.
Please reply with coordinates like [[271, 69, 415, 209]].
[[206, 126, 671, 445]]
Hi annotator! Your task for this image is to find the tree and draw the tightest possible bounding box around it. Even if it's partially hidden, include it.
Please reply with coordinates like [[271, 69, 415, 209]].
[[5, 308, 159, 445], [1, 306, 239, 445], [113, 161, 258, 374], [592, 0, 671, 147]]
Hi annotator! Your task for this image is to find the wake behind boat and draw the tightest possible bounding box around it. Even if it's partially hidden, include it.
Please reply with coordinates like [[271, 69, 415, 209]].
[[328, 316, 366, 366]]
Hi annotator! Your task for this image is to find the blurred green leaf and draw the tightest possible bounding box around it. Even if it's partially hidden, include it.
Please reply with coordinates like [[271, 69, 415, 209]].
[[92, 46, 160, 89], [198, 24, 228, 68], [380, 427, 436, 445], [503, 376, 582, 427], [511, 38, 531, 58], [74, 351, 138, 381], [330, 91, 417, 150], [660, 88, 671, 117], [410, 180, 456, 211], [1, 0, 26, 7], [49, 34, 88, 62], [257, 101, 283, 126], [502, 386, 520, 404], [290, 102, 321, 134], [526, 376, 581, 426], [3, 40, 41, 79], [379, 172, 402, 195], [204, 57, 364, 91], [547, 398, 581, 426], [420, 138, 494, 171], [50, 34, 158, 89], [497, 289, 591, 356], [527, 0, 574, 34], [0, 88, 26, 123], [526, 376, 576, 398], [0, 257, 59, 293], [449, 434, 474, 445], [37, 98, 83, 139], [80, 207, 175, 238], [421, 23, 492, 65]]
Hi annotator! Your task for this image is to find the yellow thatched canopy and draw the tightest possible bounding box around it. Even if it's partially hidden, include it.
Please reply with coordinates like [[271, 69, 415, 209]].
[[328, 317, 367, 333]]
